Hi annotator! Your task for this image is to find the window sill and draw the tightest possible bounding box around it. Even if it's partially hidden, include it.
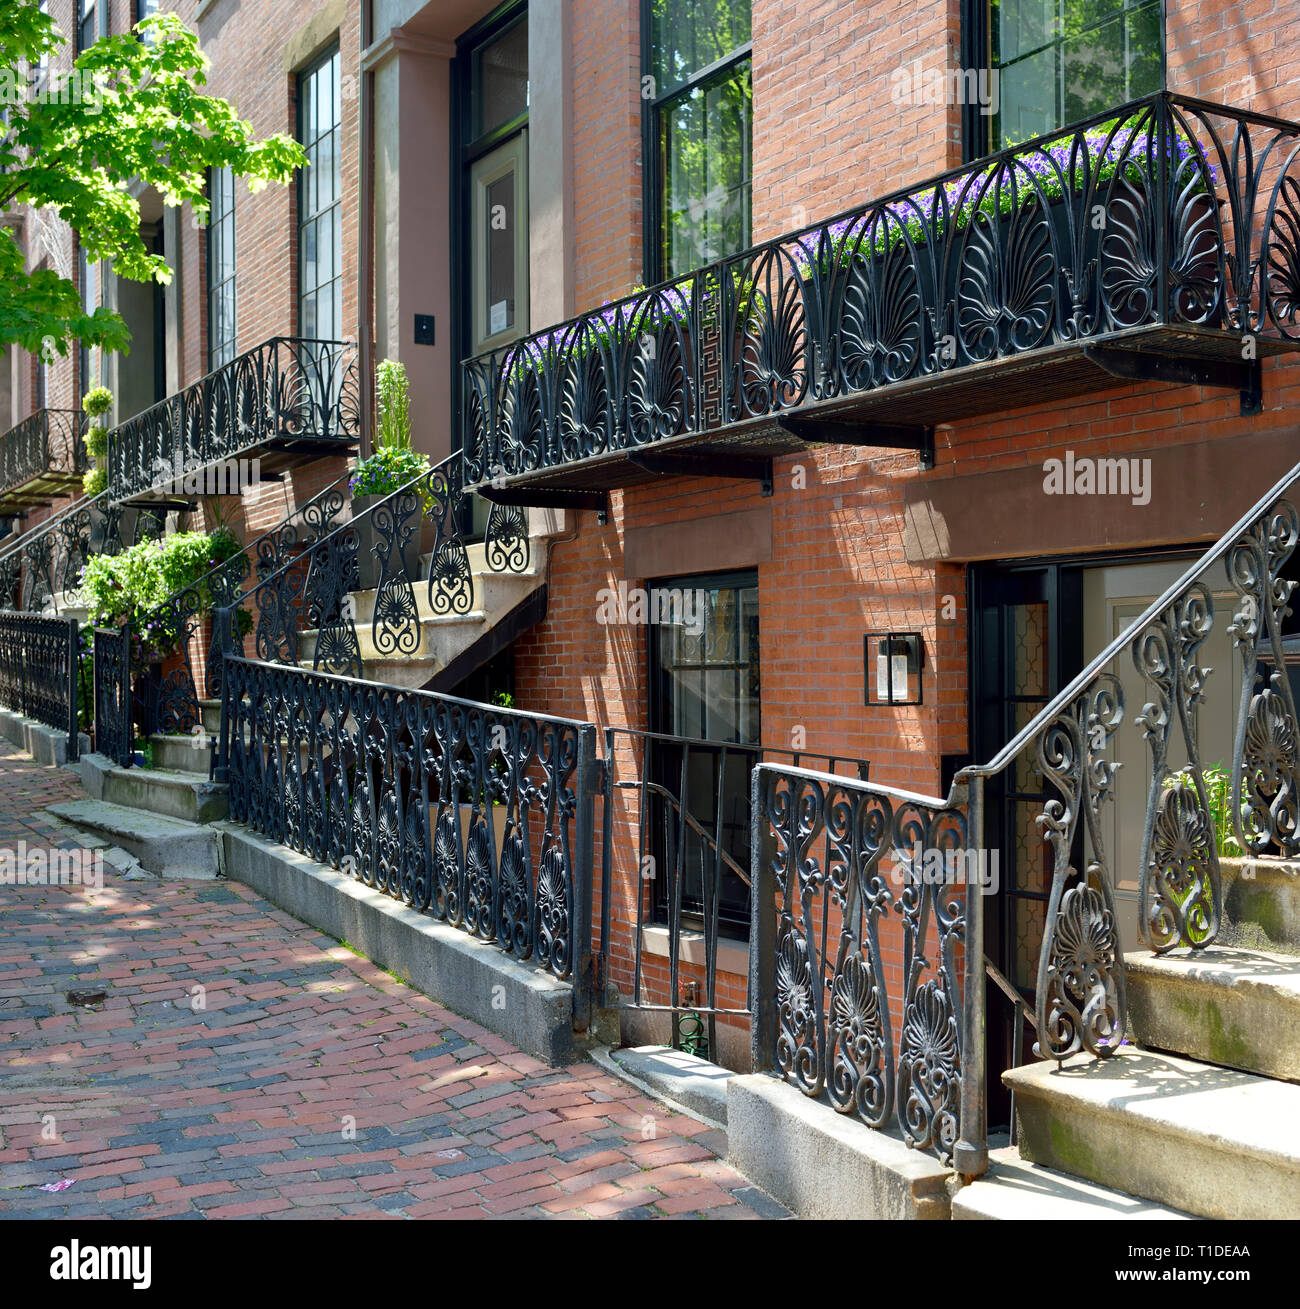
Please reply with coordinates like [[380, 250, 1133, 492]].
[[640, 923, 748, 979]]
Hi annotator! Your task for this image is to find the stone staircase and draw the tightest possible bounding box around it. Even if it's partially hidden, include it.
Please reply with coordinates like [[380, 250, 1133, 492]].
[[978, 857, 1300, 1220], [51, 727, 224, 879], [297, 519, 559, 689]]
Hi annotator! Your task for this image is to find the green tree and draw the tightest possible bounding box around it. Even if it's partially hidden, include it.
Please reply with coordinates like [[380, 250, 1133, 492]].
[[0, 6, 305, 359]]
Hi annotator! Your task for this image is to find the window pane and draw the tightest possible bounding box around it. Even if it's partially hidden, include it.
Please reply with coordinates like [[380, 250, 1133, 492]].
[[651, 0, 751, 95], [661, 62, 751, 276], [485, 171, 516, 337], [990, 0, 1162, 149], [298, 48, 342, 341], [473, 18, 529, 137]]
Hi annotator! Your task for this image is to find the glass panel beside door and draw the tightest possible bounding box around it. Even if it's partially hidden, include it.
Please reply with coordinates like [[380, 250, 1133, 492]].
[[470, 131, 529, 356]]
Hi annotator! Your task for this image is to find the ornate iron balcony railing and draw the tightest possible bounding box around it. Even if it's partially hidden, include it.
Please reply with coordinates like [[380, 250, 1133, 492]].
[[464, 92, 1300, 494], [107, 336, 361, 505], [0, 409, 86, 515]]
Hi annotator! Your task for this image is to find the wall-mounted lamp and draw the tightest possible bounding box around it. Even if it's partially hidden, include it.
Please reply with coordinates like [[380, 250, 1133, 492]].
[[865, 632, 923, 705]]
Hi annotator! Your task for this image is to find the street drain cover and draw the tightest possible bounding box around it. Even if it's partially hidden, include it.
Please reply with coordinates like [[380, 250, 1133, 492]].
[[66, 989, 107, 1007]]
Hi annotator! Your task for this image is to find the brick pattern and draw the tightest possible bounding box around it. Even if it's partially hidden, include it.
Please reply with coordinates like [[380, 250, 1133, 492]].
[[0, 743, 785, 1220]]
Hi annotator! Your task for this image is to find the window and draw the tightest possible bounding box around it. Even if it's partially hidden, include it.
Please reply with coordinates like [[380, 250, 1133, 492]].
[[459, 12, 530, 356], [643, 0, 752, 282], [649, 570, 760, 931], [78, 241, 97, 396], [76, 0, 96, 54], [207, 166, 236, 370], [298, 46, 342, 342], [981, 0, 1164, 151]]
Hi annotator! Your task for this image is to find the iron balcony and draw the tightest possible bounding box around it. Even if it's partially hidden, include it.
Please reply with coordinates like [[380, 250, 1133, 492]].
[[0, 409, 87, 517], [463, 91, 1300, 503], [107, 336, 361, 507]]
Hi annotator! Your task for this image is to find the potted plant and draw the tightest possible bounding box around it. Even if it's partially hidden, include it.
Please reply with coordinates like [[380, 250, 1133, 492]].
[[81, 386, 112, 495], [349, 360, 431, 590]]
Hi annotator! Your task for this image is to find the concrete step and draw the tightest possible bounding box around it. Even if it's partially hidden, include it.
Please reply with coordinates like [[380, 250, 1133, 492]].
[[1125, 945, 1300, 1084], [77, 751, 227, 824], [198, 700, 221, 736], [1221, 856, 1300, 953], [45, 798, 220, 879], [148, 733, 214, 775], [953, 1146, 1192, 1220], [1004, 1047, 1300, 1219]]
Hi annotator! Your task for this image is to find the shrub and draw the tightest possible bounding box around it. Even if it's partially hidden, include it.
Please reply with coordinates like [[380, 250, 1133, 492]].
[[83, 426, 108, 458], [82, 466, 106, 496], [80, 528, 248, 662]]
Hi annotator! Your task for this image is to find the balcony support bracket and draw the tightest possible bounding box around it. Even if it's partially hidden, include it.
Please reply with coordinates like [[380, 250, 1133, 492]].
[[1083, 346, 1263, 415], [625, 451, 774, 496], [778, 416, 935, 470]]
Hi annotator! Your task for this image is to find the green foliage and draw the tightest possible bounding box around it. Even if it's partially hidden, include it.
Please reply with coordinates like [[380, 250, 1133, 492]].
[[81, 385, 113, 418], [80, 527, 245, 659], [1163, 764, 1247, 858], [0, 7, 306, 357], [491, 689, 514, 709], [349, 444, 430, 500], [83, 425, 107, 458], [375, 359, 412, 452], [82, 466, 106, 496]]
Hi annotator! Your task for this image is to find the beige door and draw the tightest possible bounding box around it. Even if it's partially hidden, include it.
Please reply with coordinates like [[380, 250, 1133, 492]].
[[1082, 559, 1241, 952]]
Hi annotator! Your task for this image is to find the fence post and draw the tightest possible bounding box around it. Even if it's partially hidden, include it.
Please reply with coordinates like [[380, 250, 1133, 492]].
[[211, 606, 235, 784], [749, 764, 776, 1074], [66, 617, 80, 762], [570, 722, 600, 1034], [954, 773, 989, 1180], [120, 616, 134, 768]]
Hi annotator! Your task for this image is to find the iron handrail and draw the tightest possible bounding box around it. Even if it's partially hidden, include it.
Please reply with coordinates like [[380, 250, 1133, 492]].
[[0, 490, 103, 565]]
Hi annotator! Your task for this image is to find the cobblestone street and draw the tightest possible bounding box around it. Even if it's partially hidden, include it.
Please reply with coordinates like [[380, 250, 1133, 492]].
[[0, 743, 784, 1220]]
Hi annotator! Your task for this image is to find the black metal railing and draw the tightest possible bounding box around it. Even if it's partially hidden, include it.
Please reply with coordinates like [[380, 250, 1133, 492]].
[[749, 456, 1300, 1178], [0, 611, 81, 759], [599, 726, 868, 1062], [0, 493, 166, 616], [217, 654, 601, 1008], [464, 92, 1300, 484], [0, 409, 86, 506], [107, 337, 360, 503], [92, 620, 133, 766]]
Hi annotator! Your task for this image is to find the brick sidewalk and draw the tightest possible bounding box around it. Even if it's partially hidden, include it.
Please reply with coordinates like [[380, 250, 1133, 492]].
[[0, 742, 786, 1220]]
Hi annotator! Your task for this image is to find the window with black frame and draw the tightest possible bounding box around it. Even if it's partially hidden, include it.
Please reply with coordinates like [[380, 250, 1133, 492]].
[[643, 0, 752, 282], [298, 46, 342, 343], [648, 571, 759, 935], [207, 166, 236, 371], [76, 1, 93, 53], [978, 0, 1163, 151]]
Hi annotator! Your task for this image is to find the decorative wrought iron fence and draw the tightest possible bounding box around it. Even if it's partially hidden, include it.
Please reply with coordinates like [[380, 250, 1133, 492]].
[[750, 457, 1300, 1178], [599, 725, 868, 1063], [217, 653, 601, 1008], [0, 409, 86, 503], [106, 337, 360, 503], [464, 92, 1300, 481], [0, 611, 82, 759], [92, 621, 133, 767]]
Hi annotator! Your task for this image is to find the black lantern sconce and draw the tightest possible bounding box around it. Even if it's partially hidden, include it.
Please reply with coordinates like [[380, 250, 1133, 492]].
[[865, 632, 923, 705]]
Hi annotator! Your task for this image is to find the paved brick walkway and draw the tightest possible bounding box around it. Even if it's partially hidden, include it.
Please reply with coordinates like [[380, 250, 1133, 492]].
[[0, 742, 785, 1220]]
